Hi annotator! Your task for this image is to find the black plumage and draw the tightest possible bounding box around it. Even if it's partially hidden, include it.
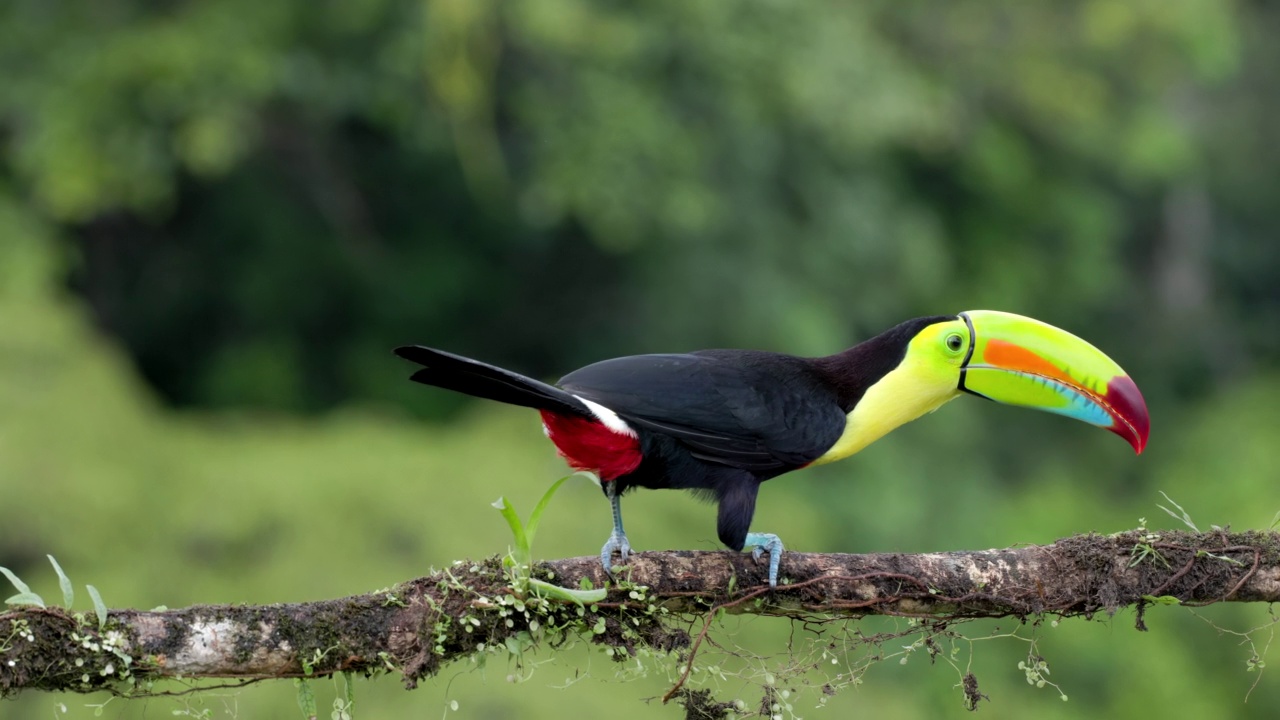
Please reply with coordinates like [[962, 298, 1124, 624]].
[[560, 350, 847, 474]]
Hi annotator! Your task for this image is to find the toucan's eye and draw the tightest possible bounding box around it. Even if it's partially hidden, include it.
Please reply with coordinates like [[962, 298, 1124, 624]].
[[945, 333, 964, 352]]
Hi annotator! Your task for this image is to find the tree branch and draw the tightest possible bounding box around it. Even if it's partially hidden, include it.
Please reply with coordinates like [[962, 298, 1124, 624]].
[[2, 530, 1278, 697]]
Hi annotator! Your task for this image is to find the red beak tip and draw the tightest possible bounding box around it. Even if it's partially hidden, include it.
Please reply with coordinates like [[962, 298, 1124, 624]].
[[1104, 375, 1150, 457], [1111, 424, 1147, 455]]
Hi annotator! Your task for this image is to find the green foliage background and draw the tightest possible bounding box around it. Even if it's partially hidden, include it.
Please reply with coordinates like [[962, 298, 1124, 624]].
[[2, 0, 1279, 717]]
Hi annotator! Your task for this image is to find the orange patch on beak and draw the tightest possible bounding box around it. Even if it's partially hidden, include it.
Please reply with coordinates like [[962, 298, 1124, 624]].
[[982, 339, 1078, 388]]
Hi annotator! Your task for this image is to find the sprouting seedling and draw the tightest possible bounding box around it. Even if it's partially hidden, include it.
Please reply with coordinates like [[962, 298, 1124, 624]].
[[493, 472, 578, 571], [48, 555, 74, 608], [87, 585, 108, 630], [1, 566, 45, 608], [493, 473, 607, 604], [3, 557, 110, 629], [1157, 491, 1200, 533]]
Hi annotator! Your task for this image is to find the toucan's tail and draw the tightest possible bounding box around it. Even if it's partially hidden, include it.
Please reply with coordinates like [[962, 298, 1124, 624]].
[[393, 345, 590, 418]]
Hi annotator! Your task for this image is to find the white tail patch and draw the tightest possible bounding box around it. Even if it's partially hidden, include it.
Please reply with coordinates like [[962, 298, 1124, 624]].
[[575, 396, 637, 438]]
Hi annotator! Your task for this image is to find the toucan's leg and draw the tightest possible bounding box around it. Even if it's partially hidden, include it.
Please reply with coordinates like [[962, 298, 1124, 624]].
[[599, 481, 631, 576], [743, 533, 784, 588], [716, 476, 783, 587]]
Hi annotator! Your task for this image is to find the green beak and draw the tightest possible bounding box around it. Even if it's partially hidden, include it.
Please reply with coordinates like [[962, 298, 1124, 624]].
[[957, 310, 1150, 453]]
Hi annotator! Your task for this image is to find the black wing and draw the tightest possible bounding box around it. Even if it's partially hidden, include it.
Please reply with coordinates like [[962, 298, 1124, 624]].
[[558, 350, 846, 474]]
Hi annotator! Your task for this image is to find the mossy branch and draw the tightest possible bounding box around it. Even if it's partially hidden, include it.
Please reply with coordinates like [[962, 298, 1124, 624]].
[[2, 530, 1278, 698]]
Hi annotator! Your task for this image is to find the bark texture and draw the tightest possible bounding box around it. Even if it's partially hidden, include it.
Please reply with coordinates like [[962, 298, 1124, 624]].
[[2, 530, 1277, 697]]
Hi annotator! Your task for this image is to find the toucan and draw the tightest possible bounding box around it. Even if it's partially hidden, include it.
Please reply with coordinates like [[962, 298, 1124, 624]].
[[395, 310, 1149, 587]]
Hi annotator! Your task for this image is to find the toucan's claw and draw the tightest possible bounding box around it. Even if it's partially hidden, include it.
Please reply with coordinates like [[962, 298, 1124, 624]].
[[600, 531, 632, 577], [744, 532, 784, 587]]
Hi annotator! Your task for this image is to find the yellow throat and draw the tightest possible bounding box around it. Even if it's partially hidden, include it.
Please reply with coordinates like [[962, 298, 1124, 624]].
[[811, 326, 963, 465]]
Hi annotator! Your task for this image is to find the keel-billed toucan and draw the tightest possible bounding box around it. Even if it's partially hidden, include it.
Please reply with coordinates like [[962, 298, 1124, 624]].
[[395, 310, 1149, 587]]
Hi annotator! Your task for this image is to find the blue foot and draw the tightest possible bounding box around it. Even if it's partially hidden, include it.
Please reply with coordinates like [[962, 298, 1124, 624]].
[[600, 530, 632, 577], [744, 532, 784, 587], [600, 482, 632, 578]]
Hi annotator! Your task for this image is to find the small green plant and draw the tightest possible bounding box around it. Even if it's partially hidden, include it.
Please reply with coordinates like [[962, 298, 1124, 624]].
[[48, 555, 74, 607], [492, 474, 606, 604], [294, 678, 316, 719], [295, 656, 355, 718], [1017, 655, 1067, 701], [86, 586, 108, 630], [2, 555, 109, 630], [1, 618, 34, 654], [1, 564, 45, 608], [2, 555, 140, 696], [68, 627, 136, 682], [370, 586, 408, 608], [1157, 491, 1200, 532], [1128, 518, 1169, 569]]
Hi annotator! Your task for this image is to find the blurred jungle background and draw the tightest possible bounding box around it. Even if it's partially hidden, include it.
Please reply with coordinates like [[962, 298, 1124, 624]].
[[2, 0, 1279, 717]]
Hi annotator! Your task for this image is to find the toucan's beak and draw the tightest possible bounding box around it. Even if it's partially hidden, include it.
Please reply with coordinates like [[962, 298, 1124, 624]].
[[958, 310, 1150, 453]]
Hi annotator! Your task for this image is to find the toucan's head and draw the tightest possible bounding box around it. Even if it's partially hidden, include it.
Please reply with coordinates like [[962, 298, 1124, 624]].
[[914, 310, 1148, 452], [816, 310, 1150, 464]]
